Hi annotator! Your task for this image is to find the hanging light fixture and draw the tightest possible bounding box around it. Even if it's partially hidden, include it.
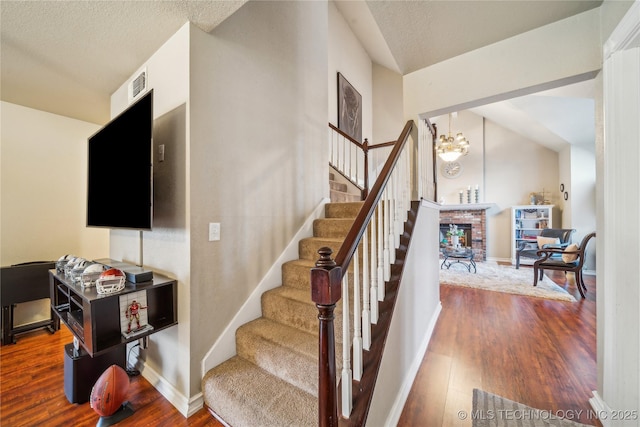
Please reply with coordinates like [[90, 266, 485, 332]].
[[435, 113, 470, 162]]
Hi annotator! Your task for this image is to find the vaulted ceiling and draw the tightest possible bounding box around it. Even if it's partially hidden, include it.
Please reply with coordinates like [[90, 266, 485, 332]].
[[1, 0, 604, 150]]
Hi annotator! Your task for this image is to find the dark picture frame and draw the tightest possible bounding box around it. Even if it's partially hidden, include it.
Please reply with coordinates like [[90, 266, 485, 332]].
[[337, 72, 362, 143]]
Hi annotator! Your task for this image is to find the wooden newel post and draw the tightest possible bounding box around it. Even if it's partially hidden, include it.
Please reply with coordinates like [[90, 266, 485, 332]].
[[311, 247, 342, 427]]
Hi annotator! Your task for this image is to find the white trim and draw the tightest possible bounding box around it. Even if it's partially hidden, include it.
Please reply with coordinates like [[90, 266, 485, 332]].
[[140, 363, 203, 417], [200, 198, 330, 376], [604, 0, 640, 60], [588, 390, 612, 427], [383, 302, 443, 427]]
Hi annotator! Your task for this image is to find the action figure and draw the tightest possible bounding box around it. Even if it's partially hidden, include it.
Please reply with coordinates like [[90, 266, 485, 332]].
[[125, 300, 147, 333]]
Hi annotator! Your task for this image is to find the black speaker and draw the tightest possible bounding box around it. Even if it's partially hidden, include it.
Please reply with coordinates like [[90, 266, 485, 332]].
[[63, 343, 126, 404]]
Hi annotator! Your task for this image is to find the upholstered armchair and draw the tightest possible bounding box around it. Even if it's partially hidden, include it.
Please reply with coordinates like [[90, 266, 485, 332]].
[[533, 232, 596, 299], [516, 228, 575, 269]]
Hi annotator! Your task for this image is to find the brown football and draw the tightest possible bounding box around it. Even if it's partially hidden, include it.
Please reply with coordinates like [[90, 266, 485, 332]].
[[90, 364, 129, 417]]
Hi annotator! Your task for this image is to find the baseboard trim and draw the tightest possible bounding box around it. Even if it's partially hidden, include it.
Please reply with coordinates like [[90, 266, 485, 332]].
[[588, 390, 611, 427], [200, 198, 330, 376], [140, 362, 203, 417], [384, 301, 443, 427]]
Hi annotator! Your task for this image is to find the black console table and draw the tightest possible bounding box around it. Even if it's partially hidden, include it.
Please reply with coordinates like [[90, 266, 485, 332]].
[[49, 265, 177, 357]]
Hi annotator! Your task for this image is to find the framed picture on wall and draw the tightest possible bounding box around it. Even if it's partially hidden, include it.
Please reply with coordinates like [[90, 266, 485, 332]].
[[337, 72, 362, 143]]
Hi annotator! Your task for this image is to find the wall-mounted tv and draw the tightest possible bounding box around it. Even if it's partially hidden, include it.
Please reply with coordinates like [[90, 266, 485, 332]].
[[87, 90, 153, 230]]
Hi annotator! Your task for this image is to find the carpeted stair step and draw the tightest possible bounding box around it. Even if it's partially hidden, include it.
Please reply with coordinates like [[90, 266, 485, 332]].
[[282, 259, 362, 284], [313, 217, 354, 239], [202, 356, 317, 427], [261, 286, 345, 338], [236, 317, 345, 397], [330, 180, 348, 193], [325, 201, 363, 219], [282, 259, 315, 290], [299, 236, 344, 261]]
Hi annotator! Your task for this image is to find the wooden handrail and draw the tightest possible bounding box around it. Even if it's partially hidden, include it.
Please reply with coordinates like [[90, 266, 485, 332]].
[[312, 120, 414, 426], [328, 122, 367, 150], [334, 120, 414, 271]]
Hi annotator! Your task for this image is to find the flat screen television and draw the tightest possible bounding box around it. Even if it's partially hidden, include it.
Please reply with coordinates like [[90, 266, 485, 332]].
[[87, 90, 153, 230]]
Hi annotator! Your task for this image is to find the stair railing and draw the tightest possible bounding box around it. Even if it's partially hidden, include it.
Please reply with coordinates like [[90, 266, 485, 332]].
[[312, 120, 416, 426], [329, 122, 409, 200]]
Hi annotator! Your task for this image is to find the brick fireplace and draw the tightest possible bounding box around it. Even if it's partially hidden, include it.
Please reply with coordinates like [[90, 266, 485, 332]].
[[440, 204, 496, 261]]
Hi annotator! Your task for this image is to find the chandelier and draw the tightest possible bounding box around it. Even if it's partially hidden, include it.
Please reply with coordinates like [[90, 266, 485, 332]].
[[435, 113, 470, 162]]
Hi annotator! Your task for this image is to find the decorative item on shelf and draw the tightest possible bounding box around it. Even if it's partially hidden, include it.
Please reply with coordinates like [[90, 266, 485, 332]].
[[446, 224, 464, 249], [459, 190, 463, 204], [119, 291, 154, 339], [474, 184, 479, 203], [466, 186, 471, 204], [435, 112, 470, 161], [529, 193, 537, 205]]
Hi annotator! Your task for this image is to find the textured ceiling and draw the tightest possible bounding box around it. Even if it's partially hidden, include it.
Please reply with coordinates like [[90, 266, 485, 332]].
[[364, 0, 603, 74], [1, 0, 605, 147], [0, 0, 246, 123]]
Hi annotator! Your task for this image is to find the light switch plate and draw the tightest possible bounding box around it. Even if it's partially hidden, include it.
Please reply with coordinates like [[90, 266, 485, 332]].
[[209, 223, 220, 241]]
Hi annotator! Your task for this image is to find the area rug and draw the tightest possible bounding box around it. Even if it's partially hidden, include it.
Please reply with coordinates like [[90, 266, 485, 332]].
[[440, 262, 576, 302], [472, 389, 590, 426]]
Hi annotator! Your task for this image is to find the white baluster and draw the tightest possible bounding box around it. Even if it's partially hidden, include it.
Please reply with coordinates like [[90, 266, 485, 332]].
[[341, 274, 352, 417], [353, 247, 362, 381], [362, 224, 371, 349], [383, 187, 392, 281], [377, 201, 385, 302], [370, 208, 379, 323]]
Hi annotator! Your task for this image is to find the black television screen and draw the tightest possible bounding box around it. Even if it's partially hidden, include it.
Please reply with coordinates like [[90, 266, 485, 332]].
[[87, 90, 153, 230]]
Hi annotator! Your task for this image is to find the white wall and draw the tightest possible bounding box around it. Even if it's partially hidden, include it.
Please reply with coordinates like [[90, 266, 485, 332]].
[[328, 0, 372, 143], [403, 8, 601, 119], [367, 200, 441, 426], [0, 102, 107, 266]]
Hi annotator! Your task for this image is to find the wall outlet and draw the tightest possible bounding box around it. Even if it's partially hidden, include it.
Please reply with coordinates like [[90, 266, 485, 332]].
[[209, 223, 220, 241]]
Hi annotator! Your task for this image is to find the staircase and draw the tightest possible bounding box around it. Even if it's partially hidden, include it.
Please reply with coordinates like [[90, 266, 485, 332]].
[[202, 201, 364, 427], [329, 172, 362, 203]]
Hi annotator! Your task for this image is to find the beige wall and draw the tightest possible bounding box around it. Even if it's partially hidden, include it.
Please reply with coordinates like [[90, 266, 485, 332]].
[[111, 1, 329, 406], [1, 102, 107, 266], [189, 0, 328, 399], [328, 0, 372, 142]]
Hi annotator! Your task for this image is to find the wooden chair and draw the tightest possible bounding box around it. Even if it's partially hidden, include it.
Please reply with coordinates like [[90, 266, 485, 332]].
[[516, 228, 575, 269], [533, 232, 596, 299]]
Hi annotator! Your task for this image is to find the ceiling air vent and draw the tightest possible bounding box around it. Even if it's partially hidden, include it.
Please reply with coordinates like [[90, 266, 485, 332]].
[[128, 68, 147, 104]]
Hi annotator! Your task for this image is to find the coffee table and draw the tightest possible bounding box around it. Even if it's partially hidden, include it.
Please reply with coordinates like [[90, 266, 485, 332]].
[[441, 247, 476, 273]]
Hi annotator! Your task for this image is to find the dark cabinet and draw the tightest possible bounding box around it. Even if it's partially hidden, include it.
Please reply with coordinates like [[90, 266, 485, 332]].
[[50, 267, 177, 357]]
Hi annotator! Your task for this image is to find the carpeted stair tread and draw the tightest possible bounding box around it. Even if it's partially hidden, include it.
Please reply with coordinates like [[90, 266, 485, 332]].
[[325, 201, 363, 219], [262, 286, 344, 336], [282, 259, 316, 290], [202, 356, 317, 427], [299, 236, 344, 260], [313, 217, 354, 239], [237, 317, 334, 396], [329, 180, 348, 193]]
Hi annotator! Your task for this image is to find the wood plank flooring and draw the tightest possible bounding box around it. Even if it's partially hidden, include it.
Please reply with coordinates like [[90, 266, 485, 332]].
[[1, 266, 598, 426], [0, 326, 222, 427], [398, 267, 600, 427]]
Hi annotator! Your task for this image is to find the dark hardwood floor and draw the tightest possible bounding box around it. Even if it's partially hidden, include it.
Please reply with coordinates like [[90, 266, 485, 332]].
[[1, 266, 597, 426], [398, 266, 600, 427], [0, 326, 222, 427]]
